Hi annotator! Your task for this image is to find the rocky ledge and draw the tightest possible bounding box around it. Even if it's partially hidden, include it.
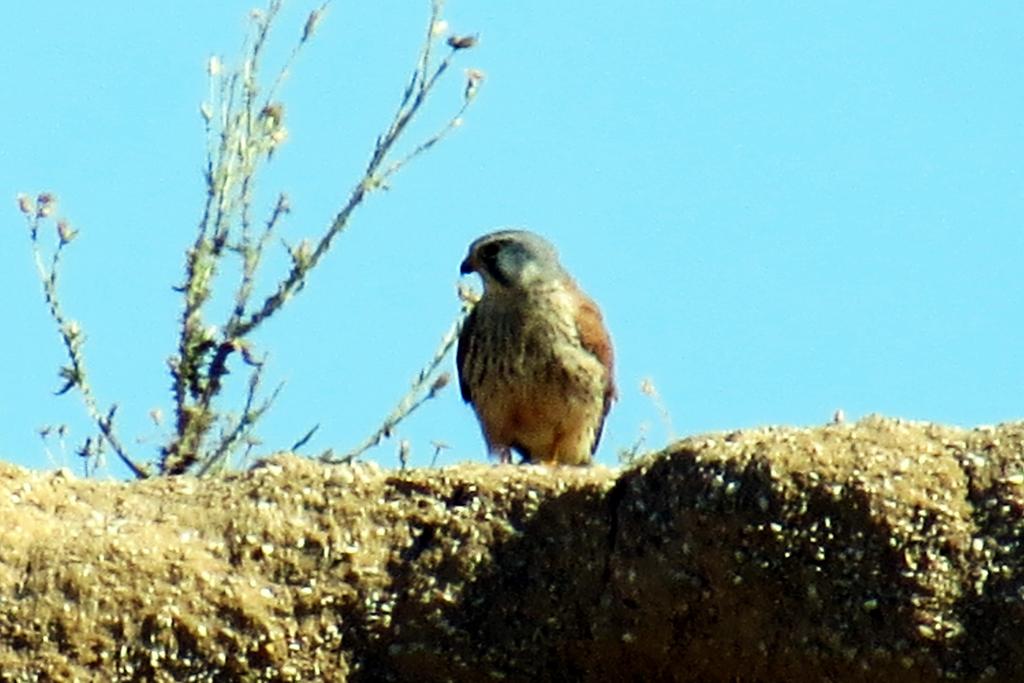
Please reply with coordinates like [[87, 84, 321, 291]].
[[1, 415, 1022, 681]]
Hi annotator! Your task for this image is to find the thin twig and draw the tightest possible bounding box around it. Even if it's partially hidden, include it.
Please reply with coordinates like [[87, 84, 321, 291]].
[[19, 196, 148, 479], [291, 424, 320, 451], [324, 309, 465, 463], [380, 80, 476, 183], [267, 2, 331, 104]]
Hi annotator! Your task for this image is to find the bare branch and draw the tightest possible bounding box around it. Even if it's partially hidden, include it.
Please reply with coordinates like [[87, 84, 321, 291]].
[[236, 2, 480, 339]]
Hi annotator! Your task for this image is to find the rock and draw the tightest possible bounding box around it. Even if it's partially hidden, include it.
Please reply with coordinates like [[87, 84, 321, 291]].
[[1, 415, 1021, 681]]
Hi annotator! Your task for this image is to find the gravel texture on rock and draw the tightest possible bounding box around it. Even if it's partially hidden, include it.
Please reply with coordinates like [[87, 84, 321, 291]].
[[1, 415, 1022, 681]]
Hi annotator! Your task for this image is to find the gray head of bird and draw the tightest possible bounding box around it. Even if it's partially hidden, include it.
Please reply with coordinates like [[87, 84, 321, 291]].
[[460, 229, 567, 292]]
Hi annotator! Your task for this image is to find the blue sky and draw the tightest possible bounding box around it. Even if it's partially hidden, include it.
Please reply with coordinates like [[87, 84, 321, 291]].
[[2, 2, 1021, 477]]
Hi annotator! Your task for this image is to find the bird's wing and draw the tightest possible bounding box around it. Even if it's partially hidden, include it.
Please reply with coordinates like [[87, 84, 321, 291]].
[[456, 306, 478, 403], [573, 292, 616, 453], [574, 294, 615, 391]]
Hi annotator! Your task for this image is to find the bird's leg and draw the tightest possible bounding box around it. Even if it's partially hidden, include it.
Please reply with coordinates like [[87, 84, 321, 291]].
[[494, 445, 513, 465]]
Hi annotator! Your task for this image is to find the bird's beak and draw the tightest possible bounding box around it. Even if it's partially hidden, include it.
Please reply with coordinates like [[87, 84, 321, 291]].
[[460, 255, 475, 275]]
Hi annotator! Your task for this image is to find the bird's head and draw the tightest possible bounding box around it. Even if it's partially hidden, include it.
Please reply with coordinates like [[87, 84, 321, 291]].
[[460, 229, 566, 292]]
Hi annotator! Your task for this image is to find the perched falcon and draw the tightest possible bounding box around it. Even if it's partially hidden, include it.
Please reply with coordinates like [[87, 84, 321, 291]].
[[456, 229, 615, 465]]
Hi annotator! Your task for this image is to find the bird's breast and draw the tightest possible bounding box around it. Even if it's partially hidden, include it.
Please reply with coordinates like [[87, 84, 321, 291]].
[[469, 285, 604, 398]]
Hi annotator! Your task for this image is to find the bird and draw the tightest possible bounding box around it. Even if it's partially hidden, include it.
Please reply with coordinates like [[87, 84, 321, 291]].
[[456, 229, 615, 465]]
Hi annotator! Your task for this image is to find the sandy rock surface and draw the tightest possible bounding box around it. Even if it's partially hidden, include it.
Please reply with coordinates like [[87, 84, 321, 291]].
[[1, 415, 1022, 681]]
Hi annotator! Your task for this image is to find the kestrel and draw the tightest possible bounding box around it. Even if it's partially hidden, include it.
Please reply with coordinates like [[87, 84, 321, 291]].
[[456, 229, 615, 465]]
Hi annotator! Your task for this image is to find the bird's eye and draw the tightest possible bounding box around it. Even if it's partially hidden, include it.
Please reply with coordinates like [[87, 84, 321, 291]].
[[476, 240, 513, 285], [479, 241, 501, 263]]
